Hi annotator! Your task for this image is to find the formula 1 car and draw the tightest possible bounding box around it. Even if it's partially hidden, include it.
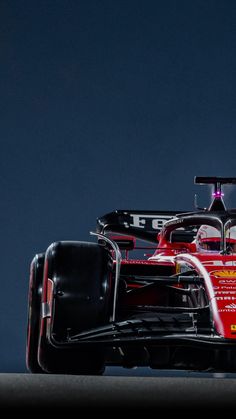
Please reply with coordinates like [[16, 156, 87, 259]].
[[27, 177, 236, 374]]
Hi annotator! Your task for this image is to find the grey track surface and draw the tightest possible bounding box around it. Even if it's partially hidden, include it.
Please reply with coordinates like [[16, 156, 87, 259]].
[[0, 373, 236, 412]]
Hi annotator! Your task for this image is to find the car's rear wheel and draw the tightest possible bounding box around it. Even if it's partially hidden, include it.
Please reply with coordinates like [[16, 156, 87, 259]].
[[38, 241, 111, 374], [26, 253, 45, 373]]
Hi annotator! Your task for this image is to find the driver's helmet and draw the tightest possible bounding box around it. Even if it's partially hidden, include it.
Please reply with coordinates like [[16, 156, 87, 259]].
[[196, 225, 236, 252]]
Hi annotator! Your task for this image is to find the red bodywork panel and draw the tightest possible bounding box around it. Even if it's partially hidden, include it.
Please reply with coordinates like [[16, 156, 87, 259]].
[[119, 247, 236, 339], [151, 250, 236, 339], [196, 253, 236, 339]]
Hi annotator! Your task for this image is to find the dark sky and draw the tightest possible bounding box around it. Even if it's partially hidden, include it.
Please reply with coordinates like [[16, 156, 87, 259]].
[[1, 0, 236, 371]]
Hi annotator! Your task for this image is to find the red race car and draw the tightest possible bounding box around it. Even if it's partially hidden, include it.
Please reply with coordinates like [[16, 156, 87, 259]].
[[26, 177, 236, 374]]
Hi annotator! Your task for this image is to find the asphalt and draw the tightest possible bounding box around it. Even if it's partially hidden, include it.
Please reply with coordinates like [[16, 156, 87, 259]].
[[0, 373, 236, 412]]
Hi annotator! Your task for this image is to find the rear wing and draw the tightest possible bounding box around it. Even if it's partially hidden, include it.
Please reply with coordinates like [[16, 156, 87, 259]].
[[96, 210, 192, 243], [195, 176, 236, 211]]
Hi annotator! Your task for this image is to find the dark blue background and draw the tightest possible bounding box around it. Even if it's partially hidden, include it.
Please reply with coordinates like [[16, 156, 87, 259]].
[[1, 0, 236, 372]]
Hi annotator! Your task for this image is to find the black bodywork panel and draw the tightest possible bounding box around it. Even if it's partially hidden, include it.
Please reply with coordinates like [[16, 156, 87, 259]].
[[97, 210, 195, 243]]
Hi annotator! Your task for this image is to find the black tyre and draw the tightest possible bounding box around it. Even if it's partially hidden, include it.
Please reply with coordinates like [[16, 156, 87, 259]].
[[26, 253, 45, 373], [38, 241, 111, 374]]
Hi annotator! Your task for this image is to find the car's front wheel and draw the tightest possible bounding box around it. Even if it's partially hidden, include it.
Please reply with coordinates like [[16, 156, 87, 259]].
[[38, 241, 111, 374]]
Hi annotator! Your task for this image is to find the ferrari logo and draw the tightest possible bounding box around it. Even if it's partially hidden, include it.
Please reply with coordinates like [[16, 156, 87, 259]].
[[231, 325, 236, 332], [212, 270, 236, 278]]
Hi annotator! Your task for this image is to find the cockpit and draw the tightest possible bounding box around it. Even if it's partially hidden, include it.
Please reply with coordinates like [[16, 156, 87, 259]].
[[158, 212, 236, 255]]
